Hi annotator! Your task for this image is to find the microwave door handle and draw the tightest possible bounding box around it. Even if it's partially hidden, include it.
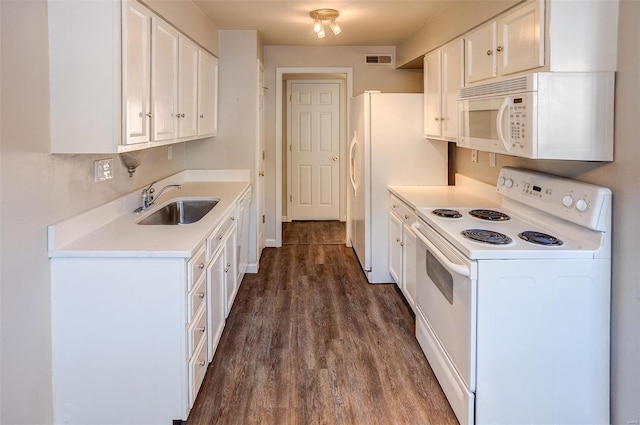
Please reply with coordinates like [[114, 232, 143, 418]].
[[411, 222, 471, 277], [496, 97, 510, 151]]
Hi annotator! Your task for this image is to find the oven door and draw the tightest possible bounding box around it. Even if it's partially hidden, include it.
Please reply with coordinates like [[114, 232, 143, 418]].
[[411, 220, 478, 425]]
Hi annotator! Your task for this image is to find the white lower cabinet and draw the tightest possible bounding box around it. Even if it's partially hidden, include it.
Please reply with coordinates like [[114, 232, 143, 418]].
[[50, 195, 246, 424], [388, 193, 417, 311]]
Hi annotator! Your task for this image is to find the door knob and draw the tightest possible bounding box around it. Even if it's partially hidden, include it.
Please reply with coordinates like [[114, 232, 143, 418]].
[[332, 156, 338, 161], [258, 171, 265, 177]]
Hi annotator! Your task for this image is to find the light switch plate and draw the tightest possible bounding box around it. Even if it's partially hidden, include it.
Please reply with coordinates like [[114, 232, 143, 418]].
[[471, 149, 478, 163], [489, 153, 496, 167], [94, 158, 113, 182]]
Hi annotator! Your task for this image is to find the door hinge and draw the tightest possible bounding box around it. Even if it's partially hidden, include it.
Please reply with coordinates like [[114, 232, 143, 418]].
[[262, 215, 265, 223]]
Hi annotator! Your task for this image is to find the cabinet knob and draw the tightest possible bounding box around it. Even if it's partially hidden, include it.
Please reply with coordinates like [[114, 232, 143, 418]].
[[198, 360, 206, 367], [434, 117, 440, 122], [486, 49, 493, 56], [496, 46, 503, 52], [396, 238, 401, 243], [218, 235, 223, 240], [258, 171, 265, 177], [198, 292, 205, 299], [440, 117, 445, 122], [198, 263, 205, 270], [146, 112, 152, 118], [404, 215, 410, 220], [181, 113, 186, 118], [200, 114, 204, 118], [197, 327, 206, 333], [400, 242, 404, 247]]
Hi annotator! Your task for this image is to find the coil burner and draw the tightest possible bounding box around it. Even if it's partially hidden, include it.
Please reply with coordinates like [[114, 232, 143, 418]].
[[461, 229, 513, 245], [432, 209, 463, 219], [469, 209, 511, 221], [518, 231, 564, 246]]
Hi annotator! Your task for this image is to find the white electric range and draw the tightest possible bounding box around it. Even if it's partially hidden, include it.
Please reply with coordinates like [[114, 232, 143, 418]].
[[411, 167, 611, 425]]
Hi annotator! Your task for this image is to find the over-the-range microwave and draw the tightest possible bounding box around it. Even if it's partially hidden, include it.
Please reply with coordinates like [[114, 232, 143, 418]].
[[457, 72, 615, 161]]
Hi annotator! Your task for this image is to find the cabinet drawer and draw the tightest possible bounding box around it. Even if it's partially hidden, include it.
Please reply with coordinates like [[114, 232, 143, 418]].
[[390, 194, 416, 225], [188, 245, 206, 291], [188, 274, 206, 324], [188, 336, 208, 408], [207, 212, 236, 260], [188, 304, 207, 358]]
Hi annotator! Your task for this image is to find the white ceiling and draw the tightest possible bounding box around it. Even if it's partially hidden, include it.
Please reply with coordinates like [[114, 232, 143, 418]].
[[192, 1, 453, 46]]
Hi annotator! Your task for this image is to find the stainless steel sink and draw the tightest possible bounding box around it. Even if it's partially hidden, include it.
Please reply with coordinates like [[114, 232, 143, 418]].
[[137, 199, 219, 225]]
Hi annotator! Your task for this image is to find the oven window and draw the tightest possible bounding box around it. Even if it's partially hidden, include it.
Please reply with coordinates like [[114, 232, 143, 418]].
[[426, 251, 454, 304], [467, 109, 498, 140]]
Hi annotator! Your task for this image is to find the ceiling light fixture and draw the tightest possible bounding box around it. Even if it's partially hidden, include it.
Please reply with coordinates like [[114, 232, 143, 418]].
[[310, 9, 341, 38]]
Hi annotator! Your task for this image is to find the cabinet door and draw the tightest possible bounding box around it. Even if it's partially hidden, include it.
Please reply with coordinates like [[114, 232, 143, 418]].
[[224, 229, 238, 317], [123, 1, 152, 145], [499, 0, 544, 76], [402, 223, 417, 311], [388, 212, 403, 285], [152, 18, 179, 141], [198, 50, 219, 136], [441, 39, 464, 140], [465, 21, 497, 84], [178, 36, 199, 138], [424, 49, 443, 138], [207, 248, 226, 363]]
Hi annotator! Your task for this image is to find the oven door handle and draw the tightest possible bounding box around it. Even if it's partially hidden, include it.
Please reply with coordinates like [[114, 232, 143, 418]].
[[411, 222, 471, 277]]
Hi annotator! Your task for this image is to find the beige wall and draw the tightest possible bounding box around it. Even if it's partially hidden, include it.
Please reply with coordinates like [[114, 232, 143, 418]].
[[451, 1, 639, 423], [0, 1, 217, 423]]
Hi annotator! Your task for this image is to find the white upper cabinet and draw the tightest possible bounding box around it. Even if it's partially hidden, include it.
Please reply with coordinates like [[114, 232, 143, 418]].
[[152, 18, 179, 141], [198, 51, 219, 137], [464, 0, 618, 86], [466, 1, 544, 85], [424, 39, 463, 141], [123, 1, 152, 145], [48, 0, 219, 154], [178, 36, 200, 138]]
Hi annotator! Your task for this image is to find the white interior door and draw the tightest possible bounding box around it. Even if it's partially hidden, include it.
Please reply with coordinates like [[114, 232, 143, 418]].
[[256, 60, 265, 259], [289, 82, 340, 220]]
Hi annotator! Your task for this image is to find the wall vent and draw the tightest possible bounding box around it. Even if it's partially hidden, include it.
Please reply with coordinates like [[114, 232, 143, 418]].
[[365, 54, 394, 66]]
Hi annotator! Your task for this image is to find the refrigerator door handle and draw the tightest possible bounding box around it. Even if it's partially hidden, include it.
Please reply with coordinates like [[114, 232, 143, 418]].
[[349, 132, 359, 193]]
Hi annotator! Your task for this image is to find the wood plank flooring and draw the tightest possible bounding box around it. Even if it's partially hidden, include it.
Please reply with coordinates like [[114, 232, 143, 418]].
[[283, 221, 346, 245], [188, 223, 457, 425]]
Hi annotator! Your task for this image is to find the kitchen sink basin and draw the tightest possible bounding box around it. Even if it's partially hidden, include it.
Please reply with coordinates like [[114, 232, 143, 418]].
[[137, 199, 219, 225]]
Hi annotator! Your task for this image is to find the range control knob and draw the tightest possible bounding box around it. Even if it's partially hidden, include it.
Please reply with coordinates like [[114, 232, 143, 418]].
[[575, 199, 589, 212], [562, 195, 574, 208], [498, 176, 506, 186], [504, 178, 514, 188]]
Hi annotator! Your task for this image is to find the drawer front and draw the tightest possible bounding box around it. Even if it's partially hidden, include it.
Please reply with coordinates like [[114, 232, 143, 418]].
[[188, 245, 207, 291], [188, 274, 206, 323], [390, 194, 415, 225], [207, 212, 236, 260], [188, 337, 208, 408], [188, 304, 207, 358]]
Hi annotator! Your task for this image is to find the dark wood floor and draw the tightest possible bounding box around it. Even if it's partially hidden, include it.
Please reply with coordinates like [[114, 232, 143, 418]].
[[282, 220, 346, 245], [188, 222, 457, 425]]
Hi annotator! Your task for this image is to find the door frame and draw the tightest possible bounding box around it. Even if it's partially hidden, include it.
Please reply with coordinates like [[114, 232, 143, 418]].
[[274, 67, 353, 247], [286, 79, 345, 223]]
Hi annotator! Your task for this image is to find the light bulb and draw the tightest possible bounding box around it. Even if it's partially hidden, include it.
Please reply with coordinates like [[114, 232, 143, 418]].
[[317, 26, 326, 38], [329, 20, 341, 35], [313, 19, 322, 33]]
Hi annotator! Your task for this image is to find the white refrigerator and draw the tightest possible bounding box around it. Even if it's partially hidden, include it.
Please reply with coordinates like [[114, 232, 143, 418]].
[[348, 91, 448, 283]]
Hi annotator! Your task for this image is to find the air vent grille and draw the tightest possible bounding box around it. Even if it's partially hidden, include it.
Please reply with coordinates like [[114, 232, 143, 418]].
[[459, 76, 532, 99], [365, 54, 393, 65]]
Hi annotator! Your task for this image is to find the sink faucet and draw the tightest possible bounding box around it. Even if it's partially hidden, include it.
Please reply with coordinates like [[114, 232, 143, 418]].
[[134, 181, 182, 213]]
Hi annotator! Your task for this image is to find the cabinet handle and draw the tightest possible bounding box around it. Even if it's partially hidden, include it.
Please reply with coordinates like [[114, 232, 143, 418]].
[[198, 263, 205, 270], [200, 114, 204, 118], [404, 215, 410, 220], [486, 49, 493, 56], [434, 117, 440, 122], [218, 235, 223, 240], [224, 268, 228, 273], [181, 113, 186, 118], [197, 326, 206, 333], [231, 216, 235, 221], [440, 117, 445, 122], [146, 112, 152, 118], [392, 204, 397, 209], [198, 292, 205, 299], [227, 263, 231, 268], [396, 238, 401, 243], [198, 360, 206, 367], [400, 242, 404, 247], [176, 113, 180, 118], [496, 46, 503, 52]]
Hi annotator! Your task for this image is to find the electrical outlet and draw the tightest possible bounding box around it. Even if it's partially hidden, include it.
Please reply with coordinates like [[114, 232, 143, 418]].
[[94, 159, 113, 182], [489, 153, 496, 167], [471, 149, 478, 164]]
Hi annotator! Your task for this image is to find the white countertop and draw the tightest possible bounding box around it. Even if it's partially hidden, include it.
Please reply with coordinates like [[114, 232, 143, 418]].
[[389, 174, 501, 210], [48, 170, 250, 258]]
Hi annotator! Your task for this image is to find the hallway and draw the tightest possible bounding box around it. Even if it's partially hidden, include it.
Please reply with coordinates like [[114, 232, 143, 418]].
[[188, 222, 457, 425]]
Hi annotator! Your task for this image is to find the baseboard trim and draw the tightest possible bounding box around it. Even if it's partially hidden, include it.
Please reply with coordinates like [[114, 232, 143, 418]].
[[246, 263, 258, 274], [265, 238, 277, 247]]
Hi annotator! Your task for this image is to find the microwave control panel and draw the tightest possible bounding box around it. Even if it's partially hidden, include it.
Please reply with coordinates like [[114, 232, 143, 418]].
[[509, 97, 528, 152]]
